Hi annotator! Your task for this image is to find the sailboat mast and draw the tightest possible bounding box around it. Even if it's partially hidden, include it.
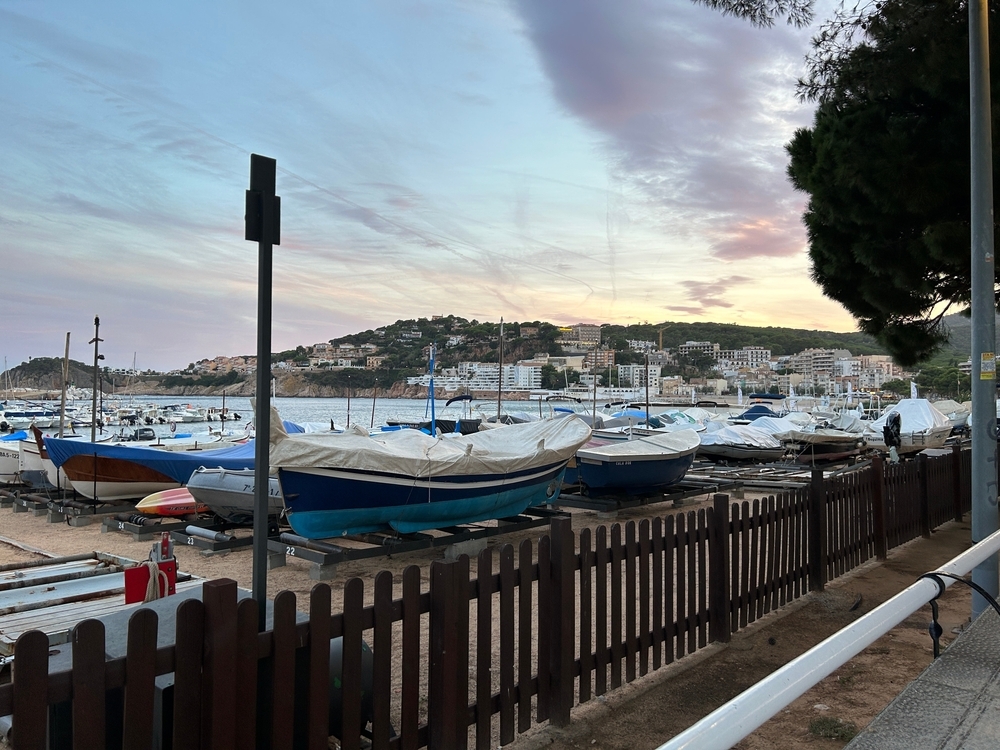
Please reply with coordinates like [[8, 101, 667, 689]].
[[58, 332, 70, 438], [496, 318, 504, 421]]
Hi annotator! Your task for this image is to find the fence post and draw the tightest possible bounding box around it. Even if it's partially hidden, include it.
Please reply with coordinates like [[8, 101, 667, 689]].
[[952, 444, 964, 522], [917, 453, 931, 538], [429, 559, 464, 750], [549, 516, 575, 728], [709, 494, 731, 644], [202, 578, 238, 750], [871, 454, 888, 560], [809, 468, 827, 591]]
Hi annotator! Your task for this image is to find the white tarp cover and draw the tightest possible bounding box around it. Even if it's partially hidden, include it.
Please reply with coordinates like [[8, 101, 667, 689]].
[[699, 425, 782, 449], [867, 399, 951, 433], [743, 417, 801, 436], [932, 399, 966, 416], [269, 410, 592, 477], [578, 429, 700, 461], [781, 428, 865, 445]]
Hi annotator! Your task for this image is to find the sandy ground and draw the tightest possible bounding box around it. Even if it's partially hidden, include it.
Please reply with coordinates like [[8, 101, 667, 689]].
[[0, 495, 976, 749]]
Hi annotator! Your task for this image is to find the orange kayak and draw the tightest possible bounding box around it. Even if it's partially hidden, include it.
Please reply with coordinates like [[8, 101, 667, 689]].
[[135, 487, 209, 517]]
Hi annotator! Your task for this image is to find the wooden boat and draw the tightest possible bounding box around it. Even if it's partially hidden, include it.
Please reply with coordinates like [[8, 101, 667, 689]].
[[563, 429, 700, 496], [271, 415, 591, 540], [42, 436, 257, 503], [135, 487, 209, 517]]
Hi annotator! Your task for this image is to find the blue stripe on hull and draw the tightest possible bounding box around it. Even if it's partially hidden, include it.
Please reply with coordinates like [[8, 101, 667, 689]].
[[570, 453, 694, 496], [279, 463, 567, 539]]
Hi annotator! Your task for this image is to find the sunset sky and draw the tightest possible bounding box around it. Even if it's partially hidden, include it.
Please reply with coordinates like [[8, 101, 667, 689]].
[[0, 0, 855, 373]]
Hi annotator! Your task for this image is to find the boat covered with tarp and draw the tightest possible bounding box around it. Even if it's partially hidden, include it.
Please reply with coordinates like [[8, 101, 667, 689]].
[[270, 413, 591, 539]]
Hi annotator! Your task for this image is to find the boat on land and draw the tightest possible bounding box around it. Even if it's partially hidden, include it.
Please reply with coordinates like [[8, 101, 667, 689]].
[[697, 424, 786, 462], [0, 432, 25, 484], [135, 487, 209, 517], [271, 414, 592, 539], [563, 428, 700, 496], [42, 436, 257, 503], [864, 399, 952, 455], [186, 467, 283, 524]]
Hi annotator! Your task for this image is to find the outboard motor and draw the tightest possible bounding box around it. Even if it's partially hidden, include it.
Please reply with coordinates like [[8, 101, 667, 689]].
[[882, 411, 902, 464], [327, 637, 376, 739]]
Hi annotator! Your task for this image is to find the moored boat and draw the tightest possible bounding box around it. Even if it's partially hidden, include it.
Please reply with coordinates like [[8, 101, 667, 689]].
[[271, 415, 591, 539]]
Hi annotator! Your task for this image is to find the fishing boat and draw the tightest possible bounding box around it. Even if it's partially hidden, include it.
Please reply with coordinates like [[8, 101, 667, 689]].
[[135, 487, 209, 517], [271, 415, 591, 539], [186, 467, 283, 524], [42, 436, 257, 503], [0, 432, 25, 484], [563, 428, 700, 496]]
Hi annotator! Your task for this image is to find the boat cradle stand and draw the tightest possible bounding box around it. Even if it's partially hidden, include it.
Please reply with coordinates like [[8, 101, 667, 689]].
[[101, 513, 213, 542], [267, 507, 568, 580], [45, 499, 140, 527], [169, 524, 253, 556], [553, 477, 742, 515]]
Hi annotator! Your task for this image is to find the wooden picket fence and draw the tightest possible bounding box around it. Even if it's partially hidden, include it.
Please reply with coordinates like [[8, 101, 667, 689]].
[[0, 447, 973, 749]]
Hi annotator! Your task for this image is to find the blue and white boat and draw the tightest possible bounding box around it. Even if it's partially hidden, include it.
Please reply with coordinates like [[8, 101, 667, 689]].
[[270, 416, 592, 539], [563, 428, 700, 496]]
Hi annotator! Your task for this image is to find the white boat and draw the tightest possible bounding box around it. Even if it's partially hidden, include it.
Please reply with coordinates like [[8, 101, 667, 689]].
[[0, 432, 25, 484], [697, 424, 785, 462], [186, 467, 282, 524], [864, 399, 953, 454]]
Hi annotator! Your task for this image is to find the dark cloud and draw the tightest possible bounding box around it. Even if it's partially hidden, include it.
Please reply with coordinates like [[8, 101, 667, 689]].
[[511, 0, 811, 261]]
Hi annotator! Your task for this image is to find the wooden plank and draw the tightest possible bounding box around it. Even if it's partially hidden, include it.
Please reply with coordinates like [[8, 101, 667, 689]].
[[686, 512, 696, 654], [270, 590, 297, 750], [476, 548, 494, 750], [697, 509, 707, 649], [579, 528, 593, 702], [669, 514, 680, 661], [13, 630, 48, 750], [234, 598, 258, 750], [708, 496, 730, 644], [171, 600, 204, 750], [310, 585, 334, 750], [739, 501, 750, 629], [502, 544, 516, 741], [651, 518, 663, 670], [549, 517, 574, 727], [624, 521, 636, 683], [401, 565, 421, 750], [341, 578, 364, 750], [202, 578, 238, 750], [455, 555, 471, 750], [595, 525, 608, 695], [72, 619, 106, 750], [610, 523, 623, 689], [638, 519, 650, 677], [123, 607, 158, 750], [748, 499, 761, 623], [536, 535, 551, 722]]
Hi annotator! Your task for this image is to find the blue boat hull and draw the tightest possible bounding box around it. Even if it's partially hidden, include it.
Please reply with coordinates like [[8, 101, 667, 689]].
[[279, 461, 568, 539], [564, 452, 694, 496]]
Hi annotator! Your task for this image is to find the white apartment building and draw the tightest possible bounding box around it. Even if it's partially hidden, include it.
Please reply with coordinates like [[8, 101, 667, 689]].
[[617, 364, 663, 391], [678, 341, 721, 359], [718, 346, 771, 368]]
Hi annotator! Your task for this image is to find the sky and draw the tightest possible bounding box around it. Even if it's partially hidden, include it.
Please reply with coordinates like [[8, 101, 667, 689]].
[[0, 0, 856, 374]]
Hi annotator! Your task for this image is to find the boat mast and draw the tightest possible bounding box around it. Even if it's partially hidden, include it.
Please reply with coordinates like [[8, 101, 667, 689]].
[[346, 374, 351, 428], [644, 352, 650, 425], [370, 379, 378, 428], [496, 318, 504, 422], [429, 343, 437, 436], [58, 332, 70, 438], [89, 316, 103, 443]]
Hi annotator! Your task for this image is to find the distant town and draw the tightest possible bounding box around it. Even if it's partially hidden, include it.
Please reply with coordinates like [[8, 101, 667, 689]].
[[158, 318, 940, 399]]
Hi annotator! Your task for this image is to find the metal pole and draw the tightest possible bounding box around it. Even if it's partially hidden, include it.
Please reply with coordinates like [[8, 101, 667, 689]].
[[969, 0, 998, 619], [89, 317, 101, 443], [496, 318, 504, 422], [58, 333, 70, 438], [246, 153, 280, 631]]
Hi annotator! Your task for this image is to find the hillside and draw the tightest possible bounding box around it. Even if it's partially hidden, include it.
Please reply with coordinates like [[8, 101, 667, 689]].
[[3, 316, 890, 397]]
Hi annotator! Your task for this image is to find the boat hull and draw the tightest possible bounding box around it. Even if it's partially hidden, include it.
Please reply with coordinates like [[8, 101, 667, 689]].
[[61, 455, 181, 502], [567, 452, 694, 496], [187, 467, 283, 524], [135, 488, 208, 517], [279, 462, 567, 539]]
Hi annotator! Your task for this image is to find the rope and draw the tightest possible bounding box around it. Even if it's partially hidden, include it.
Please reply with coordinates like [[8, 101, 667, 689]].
[[140, 560, 169, 603]]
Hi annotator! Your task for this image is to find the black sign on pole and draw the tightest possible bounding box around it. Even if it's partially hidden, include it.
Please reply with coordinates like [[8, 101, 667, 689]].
[[246, 153, 280, 631]]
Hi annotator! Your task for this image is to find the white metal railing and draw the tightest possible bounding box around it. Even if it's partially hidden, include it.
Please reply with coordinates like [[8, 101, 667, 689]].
[[657, 526, 1000, 750]]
